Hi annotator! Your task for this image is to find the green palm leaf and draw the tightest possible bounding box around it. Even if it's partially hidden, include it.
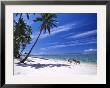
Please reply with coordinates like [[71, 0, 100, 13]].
[[33, 18, 43, 22], [20, 13, 58, 63], [27, 13, 29, 20], [34, 13, 57, 34]]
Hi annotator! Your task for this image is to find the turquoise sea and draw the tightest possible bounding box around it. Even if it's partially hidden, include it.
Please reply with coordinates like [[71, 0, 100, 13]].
[[31, 53, 97, 64]]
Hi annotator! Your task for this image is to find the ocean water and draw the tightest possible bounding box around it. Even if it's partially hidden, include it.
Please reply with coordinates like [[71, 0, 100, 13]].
[[31, 53, 97, 64]]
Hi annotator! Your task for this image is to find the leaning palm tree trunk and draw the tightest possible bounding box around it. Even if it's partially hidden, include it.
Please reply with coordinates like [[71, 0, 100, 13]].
[[20, 13, 57, 63], [20, 31, 42, 63], [17, 48, 25, 58]]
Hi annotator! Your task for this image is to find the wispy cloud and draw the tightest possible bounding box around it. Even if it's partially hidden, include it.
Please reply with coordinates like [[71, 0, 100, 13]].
[[40, 35, 97, 50], [61, 32, 74, 37], [31, 23, 76, 40], [61, 36, 96, 45], [84, 49, 97, 52], [68, 30, 97, 39], [47, 42, 59, 45], [40, 41, 96, 50]]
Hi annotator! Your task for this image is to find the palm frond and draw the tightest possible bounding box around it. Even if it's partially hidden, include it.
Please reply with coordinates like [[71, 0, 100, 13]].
[[51, 23, 57, 27], [47, 26, 51, 34], [48, 14, 57, 20], [27, 13, 29, 20], [16, 13, 19, 16], [33, 18, 43, 22]]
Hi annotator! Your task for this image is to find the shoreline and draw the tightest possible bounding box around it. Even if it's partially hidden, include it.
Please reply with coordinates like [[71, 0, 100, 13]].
[[14, 57, 97, 75]]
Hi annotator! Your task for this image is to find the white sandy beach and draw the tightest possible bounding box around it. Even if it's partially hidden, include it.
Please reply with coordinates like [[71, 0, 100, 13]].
[[14, 57, 97, 75]]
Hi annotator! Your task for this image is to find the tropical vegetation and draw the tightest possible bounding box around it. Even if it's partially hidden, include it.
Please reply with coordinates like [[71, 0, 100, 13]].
[[14, 13, 58, 63], [14, 14, 32, 58]]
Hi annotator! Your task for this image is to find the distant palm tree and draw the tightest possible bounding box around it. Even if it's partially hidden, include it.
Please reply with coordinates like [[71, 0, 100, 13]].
[[20, 13, 57, 63]]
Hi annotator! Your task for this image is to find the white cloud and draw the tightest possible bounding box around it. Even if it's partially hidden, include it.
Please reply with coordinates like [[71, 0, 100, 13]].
[[48, 42, 59, 45], [68, 30, 97, 39], [40, 41, 96, 50], [61, 32, 74, 37], [31, 23, 76, 39], [84, 49, 97, 52], [58, 37, 96, 45]]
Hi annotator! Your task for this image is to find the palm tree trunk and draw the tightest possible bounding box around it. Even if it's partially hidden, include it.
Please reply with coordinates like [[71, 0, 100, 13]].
[[20, 48, 25, 54], [20, 31, 42, 63], [17, 48, 25, 58]]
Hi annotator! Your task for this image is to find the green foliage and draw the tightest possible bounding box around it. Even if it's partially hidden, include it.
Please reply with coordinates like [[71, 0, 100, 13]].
[[14, 13, 58, 63], [20, 13, 58, 63], [33, 13, 57, 34], [14, 15, 32, 58]]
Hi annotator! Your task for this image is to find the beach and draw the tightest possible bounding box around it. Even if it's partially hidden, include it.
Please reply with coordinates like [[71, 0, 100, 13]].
[[14, 57, 97, 75]]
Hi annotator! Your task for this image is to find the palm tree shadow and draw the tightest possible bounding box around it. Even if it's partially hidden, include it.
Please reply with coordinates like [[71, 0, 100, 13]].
[[15, 63, 70, 69]]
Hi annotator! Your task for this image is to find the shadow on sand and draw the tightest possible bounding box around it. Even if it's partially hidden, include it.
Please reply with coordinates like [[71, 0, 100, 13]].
[[15, 62, 70, 69]]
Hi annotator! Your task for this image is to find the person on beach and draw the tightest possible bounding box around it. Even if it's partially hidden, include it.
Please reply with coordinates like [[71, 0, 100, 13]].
[[68, 58, 80, 64], [73, 59, 80, 64], [68, 59, 72, 64]]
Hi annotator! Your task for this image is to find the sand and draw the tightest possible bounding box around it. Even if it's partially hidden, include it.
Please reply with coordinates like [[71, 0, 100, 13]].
[[14, 57, 97, 76]]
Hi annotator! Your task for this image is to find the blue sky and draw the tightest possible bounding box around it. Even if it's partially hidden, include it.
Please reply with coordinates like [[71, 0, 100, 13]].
[[14, 13, 97, 55]]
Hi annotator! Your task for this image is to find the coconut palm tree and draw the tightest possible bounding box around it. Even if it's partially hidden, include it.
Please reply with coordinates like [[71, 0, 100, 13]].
[[14, 17, 32, 58], [20, 13, 57, 63], [18, 25, 32, 57]]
